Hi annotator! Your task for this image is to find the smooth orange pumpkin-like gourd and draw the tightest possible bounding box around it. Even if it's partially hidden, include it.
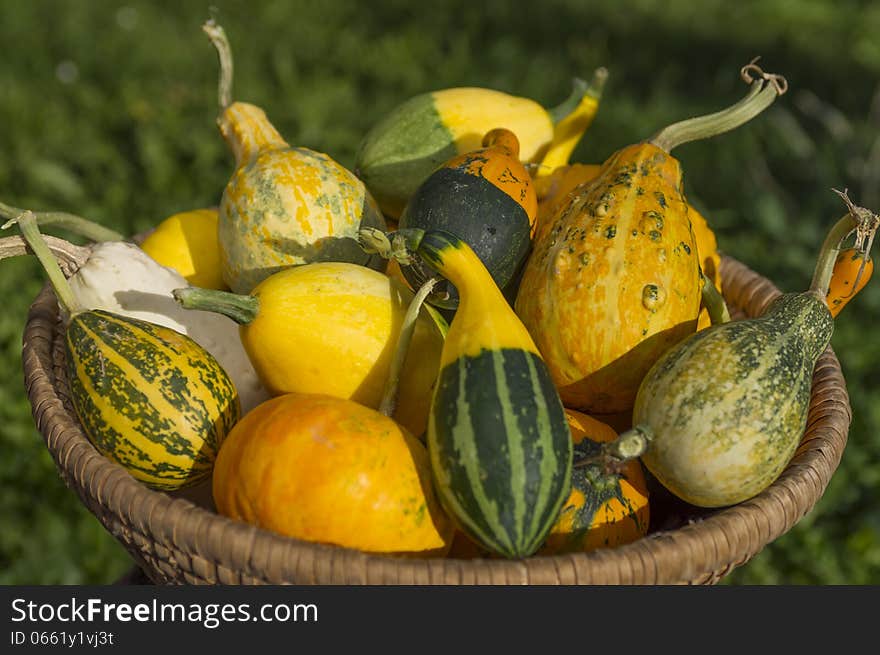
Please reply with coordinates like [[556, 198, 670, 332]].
[[212, 392, 455, 557]]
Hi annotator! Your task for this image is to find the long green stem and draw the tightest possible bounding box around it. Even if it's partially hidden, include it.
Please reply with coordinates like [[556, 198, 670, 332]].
[[202, 18, 234, 112], [378, 277, 438, 418], [810, 190, 879, 297], [649, 61, 787, 153], [173, 286, 259, 324], [701, 273, 731, 324], [15, 211, 82, 316], [0, 201, 123, 242]]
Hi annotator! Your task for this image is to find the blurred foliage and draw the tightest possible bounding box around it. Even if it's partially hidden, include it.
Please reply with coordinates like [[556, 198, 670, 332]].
[[0, 0, 878, 584]]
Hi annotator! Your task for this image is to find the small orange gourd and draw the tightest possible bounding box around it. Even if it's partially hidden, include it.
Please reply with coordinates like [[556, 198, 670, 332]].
[[212, 392, 454, 557], [539, 409, 649, 555], [827, 248, 873, 317]]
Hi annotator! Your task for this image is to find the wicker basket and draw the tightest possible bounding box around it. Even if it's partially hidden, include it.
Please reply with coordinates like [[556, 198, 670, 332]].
[[20, 250, 851, 585]]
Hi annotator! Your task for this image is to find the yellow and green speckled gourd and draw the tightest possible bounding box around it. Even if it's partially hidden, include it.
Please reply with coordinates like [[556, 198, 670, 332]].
[[633, 192, 878, 507], [203, 20, 387, 294], [515, 61, 786, 416]]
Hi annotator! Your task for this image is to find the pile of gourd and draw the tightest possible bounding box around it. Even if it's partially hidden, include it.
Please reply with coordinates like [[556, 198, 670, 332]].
[[2, 19, 877, 561]]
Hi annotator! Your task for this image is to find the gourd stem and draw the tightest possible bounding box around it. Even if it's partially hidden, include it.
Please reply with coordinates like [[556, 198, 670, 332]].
[[173, 286, 259, 324], [810, 190, 879, 298], [14, 211, 83, 316], [378, 276, 438, 418], [541, 67, 608, 174], [701, 273, 731, 325], [0, 234, 90, 267], [573, 425, 652, 469], [649, 61, 787, 153], [548, 67, 608, 124], [202, 18, 234, 112], [0, 201, 124, 243], [358, 227, 425, 266]]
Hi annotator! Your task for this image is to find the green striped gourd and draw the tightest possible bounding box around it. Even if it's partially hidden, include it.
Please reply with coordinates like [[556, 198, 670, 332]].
[[204, 20, 386, 294], [67, 310, 240, 490], [355, 70, 607, 220], [633, 195, 878, 507], [369, 228, 572, 558], [10, 212, 240, 492]]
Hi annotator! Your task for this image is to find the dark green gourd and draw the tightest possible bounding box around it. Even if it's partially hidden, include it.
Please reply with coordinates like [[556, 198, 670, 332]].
[[632, 192, 878, 508]]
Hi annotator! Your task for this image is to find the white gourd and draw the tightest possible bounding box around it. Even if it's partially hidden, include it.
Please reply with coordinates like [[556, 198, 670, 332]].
[[68, 240, 269, 414]]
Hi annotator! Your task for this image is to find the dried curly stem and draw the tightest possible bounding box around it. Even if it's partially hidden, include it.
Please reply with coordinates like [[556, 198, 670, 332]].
[[809, 189, 879, 299], [649, 58, 788, 153]]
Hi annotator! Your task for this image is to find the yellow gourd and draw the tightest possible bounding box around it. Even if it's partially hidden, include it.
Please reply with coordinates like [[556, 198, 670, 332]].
[[174, 261, 444, 438], [140, 207, 227, 290]]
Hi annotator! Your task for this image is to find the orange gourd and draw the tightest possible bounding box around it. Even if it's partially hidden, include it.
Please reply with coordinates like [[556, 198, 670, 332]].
[[515, 62, 786, 415], [212, 393, 454, 556]]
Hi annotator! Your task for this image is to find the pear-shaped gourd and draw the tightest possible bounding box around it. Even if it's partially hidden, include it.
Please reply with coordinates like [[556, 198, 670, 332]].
[[203, 20, 386, 294], [634, 193, 877, 508], [515, 61, 786, 416]]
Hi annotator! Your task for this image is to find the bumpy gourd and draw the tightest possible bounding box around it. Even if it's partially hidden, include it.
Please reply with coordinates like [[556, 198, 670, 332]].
[[203, 20, 386, 294], [515, 62, 786, 415], [355, 69, 607, 219], [397, 128, 537, 310], [361, 227, 572, 559], [633, 194, 878, 508], [533, 163, 722, 330]]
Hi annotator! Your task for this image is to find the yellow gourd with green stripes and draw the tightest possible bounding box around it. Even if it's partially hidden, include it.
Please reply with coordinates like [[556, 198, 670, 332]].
[[9, 212, 240, 491]]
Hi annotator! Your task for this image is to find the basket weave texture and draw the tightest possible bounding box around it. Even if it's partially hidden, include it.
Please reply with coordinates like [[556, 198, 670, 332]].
[[21, 253, 851, 585]]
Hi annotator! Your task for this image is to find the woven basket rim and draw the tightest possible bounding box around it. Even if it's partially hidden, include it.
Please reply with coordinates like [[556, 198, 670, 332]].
[[21, 253, 852, 585]]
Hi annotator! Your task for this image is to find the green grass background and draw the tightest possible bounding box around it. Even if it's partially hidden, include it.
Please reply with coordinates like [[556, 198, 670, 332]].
[[1, 0, 878, 584]]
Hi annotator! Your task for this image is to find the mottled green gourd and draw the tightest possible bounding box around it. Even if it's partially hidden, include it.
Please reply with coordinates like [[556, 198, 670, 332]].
[[360, 227, 572, 559], [203, 19, 386, 294], [634, 193, 878, 508]]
